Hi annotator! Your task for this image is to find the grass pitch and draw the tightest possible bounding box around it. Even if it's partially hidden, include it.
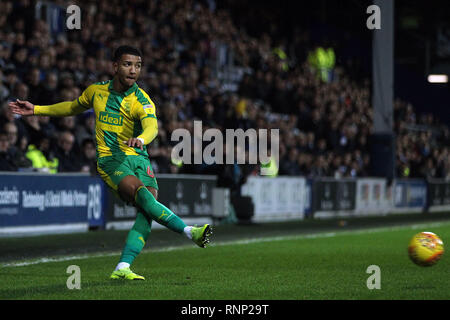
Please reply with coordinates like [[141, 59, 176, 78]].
[[1, 215, 449, 300]]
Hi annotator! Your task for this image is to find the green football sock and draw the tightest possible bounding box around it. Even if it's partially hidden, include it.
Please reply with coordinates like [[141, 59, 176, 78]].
[[135, 186, 187, 234], [119, 210, 152, 265]]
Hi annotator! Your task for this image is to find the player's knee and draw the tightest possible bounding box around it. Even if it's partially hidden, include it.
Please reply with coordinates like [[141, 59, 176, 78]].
[[118, 175, 144, 203]]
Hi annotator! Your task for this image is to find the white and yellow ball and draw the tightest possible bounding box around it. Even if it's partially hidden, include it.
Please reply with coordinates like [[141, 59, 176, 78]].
[[408, 232, 444, 267]]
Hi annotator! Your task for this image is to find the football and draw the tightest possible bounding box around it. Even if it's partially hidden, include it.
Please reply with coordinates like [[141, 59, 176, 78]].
[[408, 232, 444, 267]]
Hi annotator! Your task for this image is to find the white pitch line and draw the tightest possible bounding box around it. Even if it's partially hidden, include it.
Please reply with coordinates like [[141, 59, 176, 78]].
[[2, 220, 449, 268]]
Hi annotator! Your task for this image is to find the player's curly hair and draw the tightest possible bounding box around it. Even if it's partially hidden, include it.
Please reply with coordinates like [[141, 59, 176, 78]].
[[113, 45, 142, 62]]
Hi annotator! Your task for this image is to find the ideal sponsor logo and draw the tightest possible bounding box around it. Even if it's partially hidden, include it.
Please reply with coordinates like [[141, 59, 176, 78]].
[[99, 111, 123, 126]]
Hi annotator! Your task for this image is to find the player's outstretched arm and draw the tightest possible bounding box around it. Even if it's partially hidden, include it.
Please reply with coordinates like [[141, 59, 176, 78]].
[[9, 99, 89, 117]]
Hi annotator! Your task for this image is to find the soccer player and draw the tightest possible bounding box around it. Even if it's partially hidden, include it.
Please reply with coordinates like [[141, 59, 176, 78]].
[[9, 45, 212, 280]]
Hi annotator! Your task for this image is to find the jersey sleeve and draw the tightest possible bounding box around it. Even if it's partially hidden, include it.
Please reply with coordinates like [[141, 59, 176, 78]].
[[132, 89, 158, 145], [136, 116, 158, 145], [132, 89, 157, 121], [77, 84, 96, 109], [34, 100, 89, 116]]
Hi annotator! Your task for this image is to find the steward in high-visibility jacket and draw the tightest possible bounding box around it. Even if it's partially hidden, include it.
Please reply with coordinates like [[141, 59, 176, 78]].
[[273, 47, 289, 72], [26, 144, 59, 173], [308, 47, 335, 82]]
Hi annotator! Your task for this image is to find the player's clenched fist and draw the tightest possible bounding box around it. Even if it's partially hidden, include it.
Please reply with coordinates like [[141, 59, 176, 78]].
[[8, 99, 35, 116]]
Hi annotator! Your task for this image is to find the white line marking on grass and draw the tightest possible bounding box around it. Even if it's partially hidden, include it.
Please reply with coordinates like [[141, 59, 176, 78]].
[[2, 220, 450, 268]]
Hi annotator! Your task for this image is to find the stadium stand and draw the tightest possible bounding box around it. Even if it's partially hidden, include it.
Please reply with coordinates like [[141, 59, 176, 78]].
[[0, 0, 449, 191]]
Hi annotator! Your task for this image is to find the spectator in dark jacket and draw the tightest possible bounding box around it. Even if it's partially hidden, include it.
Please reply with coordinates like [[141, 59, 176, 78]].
[[55, 131, 81, 172], [0, 130, 17, 171], [79, 138, 97, 175]]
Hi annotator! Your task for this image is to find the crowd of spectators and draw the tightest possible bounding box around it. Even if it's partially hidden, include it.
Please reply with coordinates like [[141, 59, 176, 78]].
[[0, 0, 449, 190], [394, 100, 449, 179]]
